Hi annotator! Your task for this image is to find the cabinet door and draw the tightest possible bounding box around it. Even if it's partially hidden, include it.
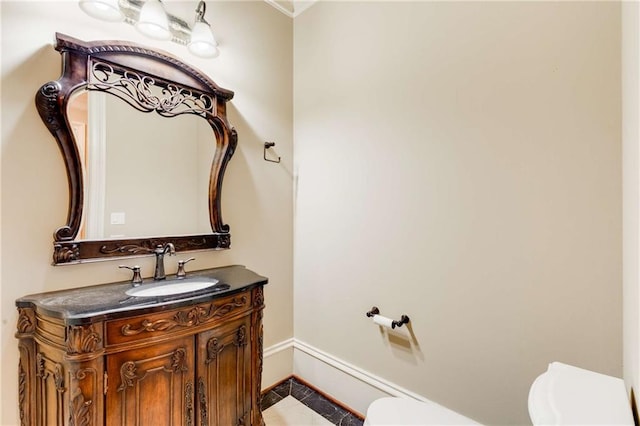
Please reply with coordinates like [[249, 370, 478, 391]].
[[196, 315, 252, 426], [105, 336, 195, 426]]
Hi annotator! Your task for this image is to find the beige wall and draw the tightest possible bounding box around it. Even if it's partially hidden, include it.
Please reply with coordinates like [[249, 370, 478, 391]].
[[294, 2, 621, 424], [0, 2, 293, 424], [623, 0, 640, 412]]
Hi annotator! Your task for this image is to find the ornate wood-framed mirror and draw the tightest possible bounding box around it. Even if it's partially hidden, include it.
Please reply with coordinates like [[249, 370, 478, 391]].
[[36, 33, 237, 264]]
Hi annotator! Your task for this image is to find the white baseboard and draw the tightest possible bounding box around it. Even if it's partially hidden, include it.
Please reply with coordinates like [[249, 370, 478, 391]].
[[262, 338, 430, 415], [262, 338, 294, 390]]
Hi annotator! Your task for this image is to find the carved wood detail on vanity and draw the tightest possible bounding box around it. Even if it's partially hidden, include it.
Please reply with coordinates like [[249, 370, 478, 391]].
[[115, 362, 137, 392], [18, 356, 28, 426], [185, 379, 194, 426], [206, 337, 222, 363], [198, 377, 209, 426], [66, 324, 103, 354], [113, 293, 250, 341], [253, 286, 266, 426], [68, 366, 101, 426], [17, 277, 266, 426], [17, 308, 36, 334], [69, 388, 93, 426], [236, 325, 248, 347]]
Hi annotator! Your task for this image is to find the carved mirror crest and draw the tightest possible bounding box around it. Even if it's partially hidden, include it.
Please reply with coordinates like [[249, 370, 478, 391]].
[[36, 33, 237, 264]]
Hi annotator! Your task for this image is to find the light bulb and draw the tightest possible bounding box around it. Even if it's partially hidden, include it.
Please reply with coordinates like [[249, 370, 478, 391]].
[[79, 0, 124, 22], [188, 21, 219, 58], [135, 0, 171, 41]]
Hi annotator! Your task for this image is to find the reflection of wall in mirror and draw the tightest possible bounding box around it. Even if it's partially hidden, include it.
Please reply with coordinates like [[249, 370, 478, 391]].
[[66, 90, 218, 242], [67, 92, 89, 239], [196, 113, 214, 234], [101, 94, 213, 239]]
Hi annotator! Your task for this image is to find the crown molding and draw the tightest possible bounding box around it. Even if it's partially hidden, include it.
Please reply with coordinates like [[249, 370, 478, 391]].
[[264, 0, 318, 18]]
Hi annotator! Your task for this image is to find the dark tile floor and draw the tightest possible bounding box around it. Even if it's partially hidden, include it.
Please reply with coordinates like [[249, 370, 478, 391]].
[[262, 377, 364, 426]]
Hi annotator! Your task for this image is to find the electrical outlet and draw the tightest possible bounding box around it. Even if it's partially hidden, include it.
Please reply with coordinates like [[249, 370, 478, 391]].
[[110, 212, 126, 225]]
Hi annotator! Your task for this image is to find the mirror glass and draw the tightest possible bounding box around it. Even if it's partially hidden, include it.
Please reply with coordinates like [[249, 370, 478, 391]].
[[67, 91, 214, 240]]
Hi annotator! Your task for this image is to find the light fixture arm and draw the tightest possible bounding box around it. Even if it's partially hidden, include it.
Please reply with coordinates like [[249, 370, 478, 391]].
[[195, 1, 209, 25]]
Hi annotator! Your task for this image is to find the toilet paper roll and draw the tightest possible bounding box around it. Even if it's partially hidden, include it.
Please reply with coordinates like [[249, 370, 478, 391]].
[[372, 314, 395, 329]]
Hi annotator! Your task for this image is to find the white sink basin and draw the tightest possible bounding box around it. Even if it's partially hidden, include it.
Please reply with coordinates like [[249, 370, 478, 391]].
[[126, 279, 219, 297]]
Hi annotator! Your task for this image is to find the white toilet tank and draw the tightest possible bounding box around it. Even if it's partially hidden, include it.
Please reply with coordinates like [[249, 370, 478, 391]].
[[528, 362, 634, 425], [364, 397, 480, 425]]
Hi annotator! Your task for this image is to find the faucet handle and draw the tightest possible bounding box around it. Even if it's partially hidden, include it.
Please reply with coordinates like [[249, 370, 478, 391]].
[[176, 257, 196, 279], [119, 265, 143, 286]]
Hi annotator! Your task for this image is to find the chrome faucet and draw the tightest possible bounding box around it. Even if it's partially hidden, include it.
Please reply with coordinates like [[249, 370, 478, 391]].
[[153, 243, 175, 280]]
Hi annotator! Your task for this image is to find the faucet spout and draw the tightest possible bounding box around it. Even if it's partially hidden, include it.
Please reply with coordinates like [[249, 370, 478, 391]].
[[153, 243, 175, 280]]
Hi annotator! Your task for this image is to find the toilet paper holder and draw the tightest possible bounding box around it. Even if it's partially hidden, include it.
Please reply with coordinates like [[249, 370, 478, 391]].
[[366, 306, 410, 329]]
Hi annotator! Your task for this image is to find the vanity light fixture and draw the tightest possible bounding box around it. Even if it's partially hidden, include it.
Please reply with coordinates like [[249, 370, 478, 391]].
[[78, 0, 220, 58]]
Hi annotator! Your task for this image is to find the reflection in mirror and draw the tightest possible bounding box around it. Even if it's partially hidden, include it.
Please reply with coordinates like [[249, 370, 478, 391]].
[[68, 91, 214, 240]]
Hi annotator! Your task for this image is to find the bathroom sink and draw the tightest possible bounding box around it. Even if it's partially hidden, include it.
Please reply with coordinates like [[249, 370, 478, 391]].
[[126, 279, 220, 297]]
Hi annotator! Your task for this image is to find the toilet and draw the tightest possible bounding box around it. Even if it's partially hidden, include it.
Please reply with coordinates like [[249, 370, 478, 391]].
[[528, 362, 633, 425], [364, 362, 634, 425], [364, 397, 480, 425]]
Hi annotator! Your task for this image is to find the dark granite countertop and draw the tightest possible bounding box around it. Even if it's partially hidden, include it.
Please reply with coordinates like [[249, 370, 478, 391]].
[[16, 265, 268, 324]]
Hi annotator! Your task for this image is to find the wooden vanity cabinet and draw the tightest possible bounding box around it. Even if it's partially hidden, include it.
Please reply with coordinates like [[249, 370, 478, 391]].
[[16, 281, 265, 426]]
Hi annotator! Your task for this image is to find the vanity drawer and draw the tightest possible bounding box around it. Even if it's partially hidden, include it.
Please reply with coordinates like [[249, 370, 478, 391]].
[[105, 290, 252, 346]]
